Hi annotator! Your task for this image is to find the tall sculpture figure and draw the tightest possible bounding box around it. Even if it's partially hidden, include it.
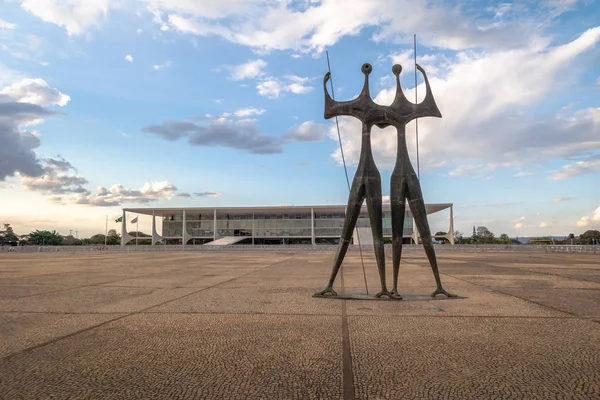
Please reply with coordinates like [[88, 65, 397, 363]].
[[387, 64, 455, 298], [315, 63, 455, 299], [315, 63, 391, 298]]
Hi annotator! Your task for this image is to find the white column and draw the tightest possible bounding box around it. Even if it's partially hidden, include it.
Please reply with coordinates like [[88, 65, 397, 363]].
[[151, 209, 163, 246], [120, 209, 134, 246], [182, 209, 186, 246], [449, 205, 455, 245], [311, 207, 315, 246]]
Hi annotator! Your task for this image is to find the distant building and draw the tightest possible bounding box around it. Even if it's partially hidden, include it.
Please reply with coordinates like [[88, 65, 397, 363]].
[[120, 204, 454, 246]]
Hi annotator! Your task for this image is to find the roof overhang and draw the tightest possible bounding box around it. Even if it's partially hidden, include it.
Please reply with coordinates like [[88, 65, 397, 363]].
[[124, 203, 452, 217]]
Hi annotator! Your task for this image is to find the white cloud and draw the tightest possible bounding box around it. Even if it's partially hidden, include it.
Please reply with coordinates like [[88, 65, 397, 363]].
[[328, 27, 600, 170], [257, 76, 313, 99], [539, 222, 550, 228], [142, 116, 282, 154], [576, 206, 600, 227], [285, 121, 329, 142], [1, 78, 70, 107], [513, 216, 525, 229], [514, 171, 536, 177], [20, 0, 115, 36], [553, 197, 572, 203], [53, 180, 180, 207], [225, 59, 267, 81], [234, 107, 265, 118], [550, 157, 600, 180], [125, 54, 134, 62], [0, 18, 17, 30], [153, 60, 172, 70], [155, 0, 555, 55], [576, 216, 590, 227], [18, 0, 577, 56], [0, 72, 69, 181]]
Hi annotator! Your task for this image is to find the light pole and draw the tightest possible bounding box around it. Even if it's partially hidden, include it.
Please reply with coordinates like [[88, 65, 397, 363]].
[[104, 216, 108, 247]]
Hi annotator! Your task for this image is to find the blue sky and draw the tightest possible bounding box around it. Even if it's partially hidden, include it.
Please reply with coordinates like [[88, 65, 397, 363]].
[[0, 0, 599, 238]]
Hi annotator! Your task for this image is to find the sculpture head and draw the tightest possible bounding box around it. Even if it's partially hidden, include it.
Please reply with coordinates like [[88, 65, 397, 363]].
[[323, 63, 442, 126]]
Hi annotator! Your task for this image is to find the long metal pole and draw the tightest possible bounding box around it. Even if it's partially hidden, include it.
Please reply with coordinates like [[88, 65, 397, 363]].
[[104, 215, 108, 247], [414, 33, 420, 180], [136, 219, 139, 246]]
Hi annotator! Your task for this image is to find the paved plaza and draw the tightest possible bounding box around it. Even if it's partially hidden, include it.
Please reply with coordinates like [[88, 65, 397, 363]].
[[0, 250, 598, 399]]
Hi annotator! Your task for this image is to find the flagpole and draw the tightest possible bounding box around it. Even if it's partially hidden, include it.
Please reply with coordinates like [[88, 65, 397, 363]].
[[104, 215, 108, 247], [136, 217, 139, 246]]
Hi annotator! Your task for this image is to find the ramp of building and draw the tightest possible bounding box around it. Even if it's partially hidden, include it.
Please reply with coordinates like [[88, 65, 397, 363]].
[[204, 237, 248, 246]]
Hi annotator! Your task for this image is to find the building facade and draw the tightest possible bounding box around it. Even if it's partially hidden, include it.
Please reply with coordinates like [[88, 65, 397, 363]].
[[120, 204, 454, 246]]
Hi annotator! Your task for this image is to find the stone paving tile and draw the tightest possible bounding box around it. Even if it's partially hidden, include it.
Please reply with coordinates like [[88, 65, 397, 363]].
[[218, 273, 331, 288], [0, 284, 72, 299], [2, 270, 147, 286], [0, 314, 343, 400], [99, 271, 240, 289], [498, 288, 600, 317], [0, 286, 198, 313], [0, 312, 125, 357], [349, 316, 600, 399], [340, 285, 569, 317], [152, 286, 342, 315], [451, 274, 600, 289]]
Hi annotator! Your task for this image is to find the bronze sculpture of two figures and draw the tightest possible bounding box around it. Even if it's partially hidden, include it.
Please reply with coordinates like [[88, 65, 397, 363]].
[[315, 63, 456, 300]]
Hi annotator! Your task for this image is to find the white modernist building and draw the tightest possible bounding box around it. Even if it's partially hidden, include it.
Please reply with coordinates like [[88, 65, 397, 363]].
[[120, 204, 454, 246]]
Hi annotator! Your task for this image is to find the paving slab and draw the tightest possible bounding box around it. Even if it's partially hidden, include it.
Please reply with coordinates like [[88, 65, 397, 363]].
[[0, 311, 125, 357], [349, 316, 600, 399], [0, 286, 199, 313], [0, 314, 343, 400]]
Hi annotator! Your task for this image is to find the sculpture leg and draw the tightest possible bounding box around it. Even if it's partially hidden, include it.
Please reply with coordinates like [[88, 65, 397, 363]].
[[364, 171, 392, 299], [390, 171, 407, 299], [406, 172, 456, 298], [315, 175, 366, 296]]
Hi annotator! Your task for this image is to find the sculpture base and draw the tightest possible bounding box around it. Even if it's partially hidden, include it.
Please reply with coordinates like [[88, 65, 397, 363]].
[[313, 292, 467, 301]]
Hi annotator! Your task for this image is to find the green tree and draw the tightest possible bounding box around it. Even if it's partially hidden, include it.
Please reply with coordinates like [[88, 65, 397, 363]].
[[62, 235, 82, 246], [106, 229, 120, 245], [476, 226, 495, 244], [434, 231, 449, 244], [498, 233, 511, 244], [579, 230, 600, 245], [28, 230, 63, 245], [0, 223, 19, 243]]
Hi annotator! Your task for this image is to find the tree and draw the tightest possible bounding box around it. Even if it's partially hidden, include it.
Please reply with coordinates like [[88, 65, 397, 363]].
[[84, 234, 106, 245], [580, 230, 600, 245], [62, 235, 82, 246], [28, 230, 63, 245], [0, 223, 19, 244], [475, 226, 495, 244], [106, 229, 120, 245], [434, 231, 449, 244], [498, 233, 511, 244]]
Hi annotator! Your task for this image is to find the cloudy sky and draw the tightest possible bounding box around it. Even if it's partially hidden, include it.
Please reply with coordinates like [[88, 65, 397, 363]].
[[0, 0, 599, 238]]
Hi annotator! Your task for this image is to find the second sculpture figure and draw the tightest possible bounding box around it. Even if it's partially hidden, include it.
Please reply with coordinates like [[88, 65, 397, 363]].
[[315, 63, 455, 299]]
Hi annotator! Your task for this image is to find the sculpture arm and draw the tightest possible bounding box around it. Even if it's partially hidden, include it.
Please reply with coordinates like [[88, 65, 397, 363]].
[[323, 72, 364, 120], [408, 64, 442, 121]]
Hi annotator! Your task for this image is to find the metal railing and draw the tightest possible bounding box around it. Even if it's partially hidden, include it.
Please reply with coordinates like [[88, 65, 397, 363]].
[[1, 244, 599, 254]]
